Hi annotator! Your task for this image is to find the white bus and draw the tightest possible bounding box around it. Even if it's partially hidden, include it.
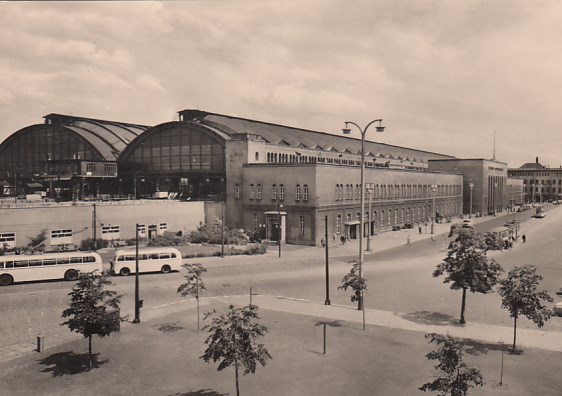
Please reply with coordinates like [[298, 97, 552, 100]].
[[0, 252, 103, 286], [111, 247, 182, 276]]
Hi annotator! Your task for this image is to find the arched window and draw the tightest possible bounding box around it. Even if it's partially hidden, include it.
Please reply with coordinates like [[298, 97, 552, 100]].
[[335, 184, 339, 200], [249, 184, 255, 200], [272, 184, 277, 200], [295, 184, 301, 201], [303, 184, 309, 201], [235, 184, 240, 199], [279, 184, 285, 200]]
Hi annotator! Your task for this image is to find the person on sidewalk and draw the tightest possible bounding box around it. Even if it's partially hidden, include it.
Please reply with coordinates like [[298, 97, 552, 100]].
[[321, 236, 326, 248], [522, 234, 526, 243], [406, 235, 411, 246]]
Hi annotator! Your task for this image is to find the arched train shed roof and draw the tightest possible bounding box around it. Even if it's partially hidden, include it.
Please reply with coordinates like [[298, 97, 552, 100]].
[[178, 109, 454, 163], [38, 114, 150, 161]]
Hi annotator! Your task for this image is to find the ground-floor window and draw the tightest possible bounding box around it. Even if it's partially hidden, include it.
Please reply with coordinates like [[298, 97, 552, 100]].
[[0, 232, 16, 249], [299, 216, 305, 236]]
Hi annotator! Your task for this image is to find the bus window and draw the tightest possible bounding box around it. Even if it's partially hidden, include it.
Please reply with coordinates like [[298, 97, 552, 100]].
[[171, 253, 177, 258], [29, 259, 42, 267], [125, 255, 135, 261], [43, 259, 56, 266], [150, 253, 159, 260], [57, 258, 70, 264], [70, 257, 83, 264], [14, 260, 29, 268], [0, 262, 3, 269], [117, 256, 125, 261], [5, 261, 13, 268], [160, 253, 171, 259], [140, 254, 148, 260]]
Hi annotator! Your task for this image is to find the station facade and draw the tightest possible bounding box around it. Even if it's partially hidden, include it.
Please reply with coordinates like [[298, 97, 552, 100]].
[[508, 157, 562, 203], [0, 109, 508, 246]]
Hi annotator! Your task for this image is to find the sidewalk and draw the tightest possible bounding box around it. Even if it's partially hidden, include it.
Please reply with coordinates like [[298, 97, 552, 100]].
[[231, 294, 562, 353]]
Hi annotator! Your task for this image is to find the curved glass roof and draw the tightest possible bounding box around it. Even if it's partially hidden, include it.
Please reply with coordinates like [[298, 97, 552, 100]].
[[179, 110, 454, 163], [43, 114, 149, 161]]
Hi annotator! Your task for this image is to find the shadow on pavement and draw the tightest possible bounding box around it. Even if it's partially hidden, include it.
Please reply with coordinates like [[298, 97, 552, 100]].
[[401, 311, 463, 327], [38, 351, 106, 376], [458, 338, 523, 356], [153, 322, 185, 333], [169, 390, 227, 396]]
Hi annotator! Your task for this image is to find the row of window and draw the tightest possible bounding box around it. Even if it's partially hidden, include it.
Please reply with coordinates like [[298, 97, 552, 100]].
[[0, 255, 98, 269], [116, 252, 177, 261], [334, 202, 460, 234], [524, 179, 562, 186], [238, 184, 310, 201], [265, 152, 426, 170], [335, 183, 461, 201], [0, 223, 169, 248], [510, 171, 562, 177]]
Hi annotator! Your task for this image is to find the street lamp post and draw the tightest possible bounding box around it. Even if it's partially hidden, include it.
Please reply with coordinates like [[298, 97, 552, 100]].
[[324, 215, 330, 306], [523, 184, 526, 205], [468, 182, 474, 219], [430, 184, 437, 237], [342, 119, 385, 314]]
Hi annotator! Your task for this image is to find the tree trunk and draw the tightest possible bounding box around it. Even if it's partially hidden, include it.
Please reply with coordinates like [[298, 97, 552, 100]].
[[357, 292, 363, 311], [512, 315, 518, 353], [196, 297, 200, 331], [234, 356, 240, 396], [459, 288, 467, 324], [88, 335, 92, 371], [196, 280, 200, 331]]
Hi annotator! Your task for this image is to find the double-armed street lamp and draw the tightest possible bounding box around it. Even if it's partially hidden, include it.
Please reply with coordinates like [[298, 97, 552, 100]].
[[277, 198, 284, 258], [468, 182, 474, 219], [342, 119, 385, 315]]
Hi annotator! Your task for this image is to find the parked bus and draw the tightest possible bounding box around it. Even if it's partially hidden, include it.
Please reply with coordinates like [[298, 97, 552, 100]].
[[0, 252, 103, 286], [110, 247, 183, 276]]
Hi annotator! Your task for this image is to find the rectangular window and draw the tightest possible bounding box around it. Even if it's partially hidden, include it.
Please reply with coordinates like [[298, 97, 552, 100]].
[[299, 216, 305, 236], [279, 185, 285, 200], [51, 229, 72, 238], [101, 225, 120, 235], [159, 223, 168, 231], [0, 232, 16, 248], [272, 186, 278, 200], [235, 185, 240, 199], [249, 185, 255, 199], [257, 185, 262, 199], [303, 185, 309, 201], [296, 186, 301, 201]]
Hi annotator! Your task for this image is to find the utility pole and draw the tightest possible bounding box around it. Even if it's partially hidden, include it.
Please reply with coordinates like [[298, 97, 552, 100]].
[[221, 200, 225, 258], [92, 203, 97, 251], [133, 224, 141, 324], [324, 215, 330, 305]]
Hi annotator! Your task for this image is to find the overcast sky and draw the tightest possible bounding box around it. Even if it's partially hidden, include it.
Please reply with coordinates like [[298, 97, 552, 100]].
[[1, 1, 560, 168]]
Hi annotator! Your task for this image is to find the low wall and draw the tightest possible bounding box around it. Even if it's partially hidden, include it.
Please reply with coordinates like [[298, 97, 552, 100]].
[[0, 200, 206, 248]]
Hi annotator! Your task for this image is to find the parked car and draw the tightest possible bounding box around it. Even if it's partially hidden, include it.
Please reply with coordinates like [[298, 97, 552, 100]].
[[461, 219, 474, 228], [554, 302, 562, 317]]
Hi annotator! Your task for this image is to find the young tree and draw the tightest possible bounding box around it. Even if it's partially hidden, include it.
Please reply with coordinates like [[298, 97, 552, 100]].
[[338, 260, 367, 310], [419, 333, 483, 395], [433, 228, 503, 324], [61, 271, 122, 370], [498, 265, 554, 352], [177, 262, 207, 330], [201, 304, 272, 396]]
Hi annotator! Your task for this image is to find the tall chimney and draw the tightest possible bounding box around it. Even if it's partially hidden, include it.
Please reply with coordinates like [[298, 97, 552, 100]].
[[536, 157, 539, 164]]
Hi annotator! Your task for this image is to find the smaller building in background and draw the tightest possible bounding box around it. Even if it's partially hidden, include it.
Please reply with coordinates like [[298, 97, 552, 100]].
[[508, 157, 562, 204]]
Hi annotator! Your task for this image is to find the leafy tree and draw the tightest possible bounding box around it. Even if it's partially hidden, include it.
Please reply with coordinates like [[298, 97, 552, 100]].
[[201, 304, 272, 396], [419, 333, 483, 395], [433, 228, 503, 323], [61, 271, 122, 370], [338, 260, 367, 310], [498, 265, 554, 352], [177, 262, 207, 330], [27, 229, 48, 252]]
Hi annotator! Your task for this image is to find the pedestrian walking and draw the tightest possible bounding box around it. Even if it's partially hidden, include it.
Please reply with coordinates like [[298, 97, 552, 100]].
[[418, 226, 422, 235], [341, 235, 345, 245], [406, 235, 411, 246], [333, 233, 336, 242], [346, 235, 350, 244], [321, 236, 326, 248], [522, 234, 526, 243]]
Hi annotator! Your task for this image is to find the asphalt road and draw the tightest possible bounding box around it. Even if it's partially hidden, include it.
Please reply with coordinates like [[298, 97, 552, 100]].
[[1, 203, 560, 351]]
